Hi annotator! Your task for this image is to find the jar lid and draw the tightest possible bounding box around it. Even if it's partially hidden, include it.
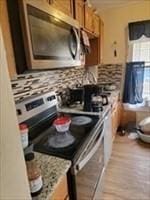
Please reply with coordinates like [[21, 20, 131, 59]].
[[53, 116, 71, 125], [25, 153, 34, 161], [19, 123, 28, 130]]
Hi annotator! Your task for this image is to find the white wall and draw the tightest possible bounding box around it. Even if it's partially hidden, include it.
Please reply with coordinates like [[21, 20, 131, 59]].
[[100, 1, 150, 64], [0, 25, 31, 199]]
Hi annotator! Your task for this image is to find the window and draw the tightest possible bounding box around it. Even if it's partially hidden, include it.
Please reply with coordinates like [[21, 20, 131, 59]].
[[132, 41, 150, 99]]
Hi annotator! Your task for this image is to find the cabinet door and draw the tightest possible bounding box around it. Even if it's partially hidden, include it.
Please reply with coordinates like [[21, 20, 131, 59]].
[[112, 102, 121, 140], [112, 107, 118, 139], [45, 0, 50, 3], [51, 175, 68, 200], [84, 5, 93, 33], [85, 38, 99, 66], [93, 14, 99, 36], [50, 0, 73, 17], [111, 109, 116, 139], [117, 102, 122, 128], [75, 0, 84, 27]]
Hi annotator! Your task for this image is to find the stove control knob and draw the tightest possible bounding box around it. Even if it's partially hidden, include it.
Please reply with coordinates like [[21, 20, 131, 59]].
[[51, 95, 56, 100], [47, 96, 56, 101], [17, 109, 22, 116], [47, 96, 52, 101]]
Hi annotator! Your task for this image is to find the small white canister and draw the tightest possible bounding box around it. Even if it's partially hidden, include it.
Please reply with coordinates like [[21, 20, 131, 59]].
[[19, 123, 29, 149]]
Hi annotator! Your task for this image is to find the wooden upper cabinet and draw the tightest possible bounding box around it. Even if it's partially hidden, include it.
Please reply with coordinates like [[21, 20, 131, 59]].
[[84, 5, 100, 36], [45, 0, 50, 3], [84, 5, 94, 33], [49, 0, 73, 17], [93, 14, 99, 36], [85, 38, 99, 66], [74, 0, 84, 27]]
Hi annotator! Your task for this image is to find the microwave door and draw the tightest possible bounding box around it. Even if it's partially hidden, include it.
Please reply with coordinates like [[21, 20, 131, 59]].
[[27, 6, 77, 61], [69, 28, 80, 59], [20, 2, 81, 69]]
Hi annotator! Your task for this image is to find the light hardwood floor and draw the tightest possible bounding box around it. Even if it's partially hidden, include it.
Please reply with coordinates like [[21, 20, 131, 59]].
[[101, 134, 150, 200]]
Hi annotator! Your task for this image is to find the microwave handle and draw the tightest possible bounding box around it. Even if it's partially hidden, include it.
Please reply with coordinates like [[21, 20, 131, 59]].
[[75, 131, 104, 173], [70, 28, 80, 59], [73, 28, 80, 58]]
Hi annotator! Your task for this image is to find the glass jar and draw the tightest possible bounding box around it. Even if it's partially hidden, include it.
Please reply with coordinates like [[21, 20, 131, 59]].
[[25, 153, 43, 197], [19, 123, 28, 149]]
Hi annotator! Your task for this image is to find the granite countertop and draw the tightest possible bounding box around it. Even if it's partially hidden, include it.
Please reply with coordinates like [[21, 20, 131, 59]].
[[58, 90, 120, 117], [33, 153, 71, 200], [58, 104, 111, 118]]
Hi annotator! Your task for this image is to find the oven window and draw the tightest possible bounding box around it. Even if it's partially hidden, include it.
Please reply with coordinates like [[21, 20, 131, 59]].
[[27, 5, 76, 60]]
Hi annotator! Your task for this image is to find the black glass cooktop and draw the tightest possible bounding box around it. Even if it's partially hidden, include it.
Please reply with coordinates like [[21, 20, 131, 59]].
[[33, 113, 99, 161]]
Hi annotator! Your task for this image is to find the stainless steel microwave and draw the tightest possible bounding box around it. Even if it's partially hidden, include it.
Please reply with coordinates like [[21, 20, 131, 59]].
[[19, 0, 81, 69]]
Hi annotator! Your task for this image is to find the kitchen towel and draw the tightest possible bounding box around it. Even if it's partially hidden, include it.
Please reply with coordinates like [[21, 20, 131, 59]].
[[80, 29, 91, 54]]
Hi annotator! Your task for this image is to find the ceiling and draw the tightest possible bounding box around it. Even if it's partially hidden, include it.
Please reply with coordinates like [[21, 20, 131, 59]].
[[90, 0, 143, 11]]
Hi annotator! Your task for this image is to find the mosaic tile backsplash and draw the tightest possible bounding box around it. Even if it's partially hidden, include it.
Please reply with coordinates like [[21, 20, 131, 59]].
[[11, 64, 123, 102], [98, 64, 123, 88], [11, 67, 84, 102]]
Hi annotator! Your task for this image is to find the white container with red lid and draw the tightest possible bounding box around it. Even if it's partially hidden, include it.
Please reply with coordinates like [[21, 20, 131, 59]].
[[53, 116, 71, 132], [19, 123, 29, 149]]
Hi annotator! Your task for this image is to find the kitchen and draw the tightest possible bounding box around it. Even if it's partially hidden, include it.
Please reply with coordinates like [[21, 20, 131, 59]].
[[0, 0, 150, 200]]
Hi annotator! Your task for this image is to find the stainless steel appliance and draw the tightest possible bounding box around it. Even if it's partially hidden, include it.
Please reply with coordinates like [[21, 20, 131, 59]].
[[16, 92, 106, 200], [19, 0, 81, 69], [71, 121, 105, 200]]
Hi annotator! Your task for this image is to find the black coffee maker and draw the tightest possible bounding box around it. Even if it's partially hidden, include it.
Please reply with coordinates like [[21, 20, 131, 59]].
[[83, 84, 100, 111], [83, 84, 108, 112], [69, 87, 83, 105]]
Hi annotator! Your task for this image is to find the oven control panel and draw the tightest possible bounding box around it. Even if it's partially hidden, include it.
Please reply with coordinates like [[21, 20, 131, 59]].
[[16, 92, 57, 123]]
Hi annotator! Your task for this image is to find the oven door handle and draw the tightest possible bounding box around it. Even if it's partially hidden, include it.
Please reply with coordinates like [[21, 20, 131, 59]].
[[75, 131, 104, 173]]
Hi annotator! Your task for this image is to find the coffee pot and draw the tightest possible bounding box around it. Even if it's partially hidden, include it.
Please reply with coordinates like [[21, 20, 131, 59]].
[[91, 95, 108, 112]]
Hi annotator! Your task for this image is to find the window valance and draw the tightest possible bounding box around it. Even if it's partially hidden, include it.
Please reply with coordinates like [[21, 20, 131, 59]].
[[128, 20, 150, 41]]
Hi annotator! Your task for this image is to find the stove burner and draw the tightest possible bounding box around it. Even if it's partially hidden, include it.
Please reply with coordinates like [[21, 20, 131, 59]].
[[71, 116, 92, 126], [47, 131, 75, 148]]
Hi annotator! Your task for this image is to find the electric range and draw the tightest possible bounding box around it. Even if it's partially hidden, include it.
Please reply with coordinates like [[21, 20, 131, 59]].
[[16, 91, 105, 200], [16, 92, 102, 161]]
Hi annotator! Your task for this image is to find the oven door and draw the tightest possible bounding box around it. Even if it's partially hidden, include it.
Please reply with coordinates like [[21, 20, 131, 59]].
[[73, 125, 105, 200]]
